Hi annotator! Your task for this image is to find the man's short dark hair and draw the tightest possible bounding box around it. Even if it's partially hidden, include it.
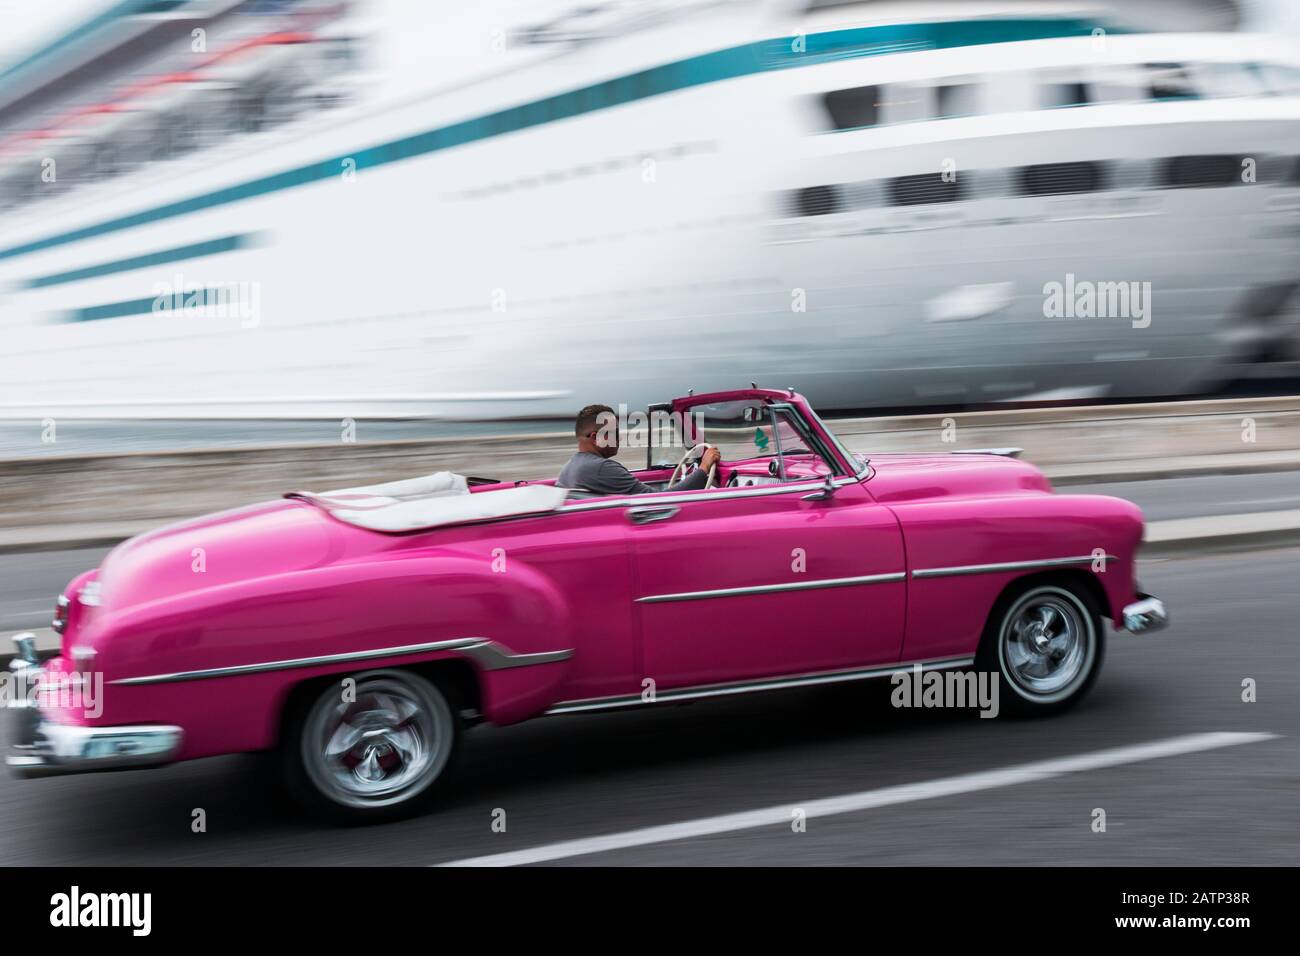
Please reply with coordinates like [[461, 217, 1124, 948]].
[[575, 404, 615, 438]]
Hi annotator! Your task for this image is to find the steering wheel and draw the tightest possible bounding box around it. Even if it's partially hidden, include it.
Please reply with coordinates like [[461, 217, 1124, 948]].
[[670, 442, 718, 490]]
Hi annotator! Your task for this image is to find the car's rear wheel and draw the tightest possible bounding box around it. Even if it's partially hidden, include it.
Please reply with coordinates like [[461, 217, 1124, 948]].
[[282, 669, 460, 823], [978, 579, 1104, 715]]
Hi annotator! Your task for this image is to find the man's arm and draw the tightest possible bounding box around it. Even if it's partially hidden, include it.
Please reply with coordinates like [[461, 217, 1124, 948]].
[[593, 458, 656, 495], [595, 458, 708, 494], [594, 452, 717, 495], [666, 467, 708, 492]]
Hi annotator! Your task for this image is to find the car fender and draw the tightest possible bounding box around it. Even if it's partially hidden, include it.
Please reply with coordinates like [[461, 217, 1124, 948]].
[[79, 551, 576, 759], [889, 493, 1144, 661]]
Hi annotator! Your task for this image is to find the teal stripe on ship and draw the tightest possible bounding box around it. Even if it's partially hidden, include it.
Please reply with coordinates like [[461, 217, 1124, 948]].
[[66, 283, 247, 323], [26, 234, 251, 289], [67, 295, 161, 323], [0, 18, 1110, 264]]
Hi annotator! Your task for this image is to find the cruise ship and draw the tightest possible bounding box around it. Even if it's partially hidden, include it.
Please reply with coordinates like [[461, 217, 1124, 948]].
[[0, 0, 1297, 419]]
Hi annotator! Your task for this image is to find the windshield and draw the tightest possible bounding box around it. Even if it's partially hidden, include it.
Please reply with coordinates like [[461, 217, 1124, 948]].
[[647, 396, 852, 478], [772, 412, 811, 455], [677, 402, 838, 479]]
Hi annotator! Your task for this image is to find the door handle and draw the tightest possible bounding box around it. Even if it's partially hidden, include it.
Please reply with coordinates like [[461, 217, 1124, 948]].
[[801, 475, 837, 501], [627, 505, 679, 524]]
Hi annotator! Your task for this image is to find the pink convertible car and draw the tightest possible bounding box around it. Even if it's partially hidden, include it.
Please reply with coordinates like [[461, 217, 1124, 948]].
[[6, 388, 1166, 822]]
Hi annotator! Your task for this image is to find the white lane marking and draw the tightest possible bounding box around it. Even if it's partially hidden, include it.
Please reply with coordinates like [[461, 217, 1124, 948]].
[[439, 731, 1277, 867]]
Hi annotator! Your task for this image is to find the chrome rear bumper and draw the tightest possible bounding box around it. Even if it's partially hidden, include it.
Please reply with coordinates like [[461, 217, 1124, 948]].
[[6, 719, 183, 778], [1122, 594, 1169, 634], [4, 651, 181, 779]]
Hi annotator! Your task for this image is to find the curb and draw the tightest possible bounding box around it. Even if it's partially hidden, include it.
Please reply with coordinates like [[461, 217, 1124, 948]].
[[1141, 509, 1300, 558], [3, 457, 1299, 556], [1047, 455, 1300, 486], [1142, 526, 1300, 557], [0, 532, 149, 556]]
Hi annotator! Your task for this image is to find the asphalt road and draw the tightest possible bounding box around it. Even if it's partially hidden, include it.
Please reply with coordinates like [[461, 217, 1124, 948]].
[[0, 546, 1295, 866], [3, 472, 1298, 634], [0, 546, 112, 632], [0, 546, 112, 634]]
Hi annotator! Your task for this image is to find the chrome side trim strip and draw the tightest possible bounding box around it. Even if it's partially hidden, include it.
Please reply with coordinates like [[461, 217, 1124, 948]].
[[111, 638, 573, 686], [544, 656, 976, 715], [457, 644, 575, 671], [950, 447, 1024, 459], [637, 572, 905, 604], [911, 555, 1117, 579]]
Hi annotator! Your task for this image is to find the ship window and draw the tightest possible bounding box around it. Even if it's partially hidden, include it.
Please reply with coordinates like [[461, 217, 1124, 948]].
[[1041, 81, 1091, 108], [1089, 64, 1148, 103], [1162, 154, 1241, 188], [159, 110, 201, 159], [0, 27, 365, 205], [1194, 62, 1266, 97], [822, 85, 880, 130], [92, 142, 122, 181], [0, 175, 32, 212], [1145, 63, 1199, 100], [789, 184, 842, 217], [325, 36, 358, 67], [888, 171, 966, 206], [878, 83, 929, 124], [1018, 161, 1106, 196], [234, 83, 271, 133], [935, 82, 979, 118], [1254, 63, 1300, 95]]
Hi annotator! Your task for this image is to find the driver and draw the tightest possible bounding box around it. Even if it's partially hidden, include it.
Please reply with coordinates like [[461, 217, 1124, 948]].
[[557, 404, 722, 495]]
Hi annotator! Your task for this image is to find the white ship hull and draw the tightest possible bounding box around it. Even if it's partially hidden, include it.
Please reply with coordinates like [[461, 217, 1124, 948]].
[[0, 0, 1297, 419]]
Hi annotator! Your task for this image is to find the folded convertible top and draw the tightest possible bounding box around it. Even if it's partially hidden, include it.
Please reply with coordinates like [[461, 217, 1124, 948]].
[[286, 471, 568, 532]]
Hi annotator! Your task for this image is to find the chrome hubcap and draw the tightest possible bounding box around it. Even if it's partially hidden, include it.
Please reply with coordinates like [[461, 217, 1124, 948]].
[[303, 673, 450, 809], [1000, 589, 1092, 700]]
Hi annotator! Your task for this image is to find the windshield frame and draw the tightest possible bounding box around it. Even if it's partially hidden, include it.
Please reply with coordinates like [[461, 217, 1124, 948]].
[[766, 402, 846, 478], [653, 388, 862, 478]]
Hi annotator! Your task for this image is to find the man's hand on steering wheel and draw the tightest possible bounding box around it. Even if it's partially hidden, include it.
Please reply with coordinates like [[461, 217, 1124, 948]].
[[670, 443, 723, 489]]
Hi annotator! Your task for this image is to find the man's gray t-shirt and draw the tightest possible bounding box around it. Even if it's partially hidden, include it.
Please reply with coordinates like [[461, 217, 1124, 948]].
[[556, 451, 708, 495]]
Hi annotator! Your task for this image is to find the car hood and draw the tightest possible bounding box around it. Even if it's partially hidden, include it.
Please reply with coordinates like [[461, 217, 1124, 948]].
[[862, 453, 1054, 503]]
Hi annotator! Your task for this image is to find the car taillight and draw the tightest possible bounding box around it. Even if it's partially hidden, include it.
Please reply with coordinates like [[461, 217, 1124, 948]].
[[79, 580, 102, 606], [52, 594, 70, 634]]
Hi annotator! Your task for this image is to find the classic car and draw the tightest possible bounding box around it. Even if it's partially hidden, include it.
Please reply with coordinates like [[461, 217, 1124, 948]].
[[5, 388, 1167, 822]]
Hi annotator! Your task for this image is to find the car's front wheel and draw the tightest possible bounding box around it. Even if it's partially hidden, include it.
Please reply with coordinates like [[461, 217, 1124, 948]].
[[282, 669, 461, 823], [978, 579, 1104, 715]]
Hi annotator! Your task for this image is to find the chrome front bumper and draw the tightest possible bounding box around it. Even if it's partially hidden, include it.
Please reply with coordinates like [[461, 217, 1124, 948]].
[[1122, 594, 1169, 634], [4, 654, 181, 779]]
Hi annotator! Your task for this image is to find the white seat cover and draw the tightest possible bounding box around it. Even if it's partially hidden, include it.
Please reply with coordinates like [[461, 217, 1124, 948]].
[[291, 472, 568, 532]]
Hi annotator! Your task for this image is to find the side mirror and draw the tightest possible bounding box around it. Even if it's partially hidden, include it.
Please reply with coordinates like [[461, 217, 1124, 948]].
[[801, 475, 836, 501]]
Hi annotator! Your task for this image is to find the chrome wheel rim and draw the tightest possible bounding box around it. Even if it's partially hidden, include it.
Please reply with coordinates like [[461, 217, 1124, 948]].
[[998, 588, 1094, 703], [302, 672, 451, 809]]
